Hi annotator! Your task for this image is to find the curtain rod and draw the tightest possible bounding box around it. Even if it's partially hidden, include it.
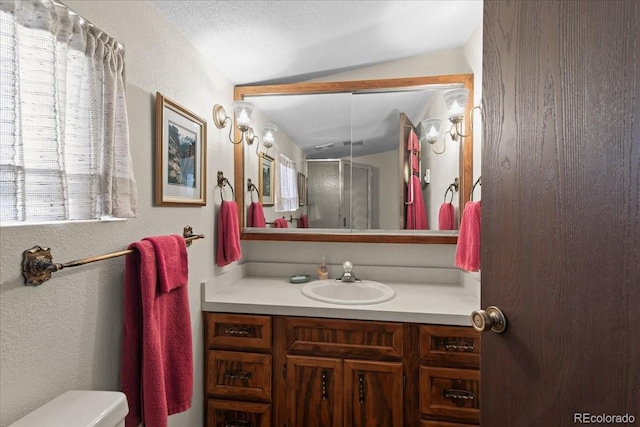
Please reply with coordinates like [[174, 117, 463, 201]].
[[21, 226, 204, 286]]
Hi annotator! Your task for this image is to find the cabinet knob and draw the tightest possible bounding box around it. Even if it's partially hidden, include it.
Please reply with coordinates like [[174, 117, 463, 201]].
[[471, 306, 507, 333]]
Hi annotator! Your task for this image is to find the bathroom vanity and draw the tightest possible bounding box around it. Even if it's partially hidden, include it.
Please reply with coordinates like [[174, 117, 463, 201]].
[[202, 264, 480, 427]]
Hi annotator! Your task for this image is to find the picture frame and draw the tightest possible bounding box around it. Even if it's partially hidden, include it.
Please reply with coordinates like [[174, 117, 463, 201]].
[[155, 92, 207, 206], [259, 153, 274, 206], [297, 172, 307, 206]]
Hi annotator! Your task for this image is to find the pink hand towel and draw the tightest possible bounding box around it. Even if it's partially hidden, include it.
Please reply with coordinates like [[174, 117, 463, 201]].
[[405, 175, 428, 229], [273, 218, 288, 228], [143, 235, 188, 293], [438, 202, 457, 231], [122, 239, 193, 427], [217, 201, 242, 266], [455, 201, 481, 271], [297, 214, 309, 228], [247, 201, 266, 228]]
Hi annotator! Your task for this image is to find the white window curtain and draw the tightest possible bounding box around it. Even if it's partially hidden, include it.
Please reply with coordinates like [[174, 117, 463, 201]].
[[0, 0, 137, 223], [274, 153, 298, 212]]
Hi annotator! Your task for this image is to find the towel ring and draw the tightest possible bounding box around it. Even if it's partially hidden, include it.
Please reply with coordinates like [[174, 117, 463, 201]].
[[443, 177, 459, 203], [217, 171, 235, 201], [247, 178, 260, 203], [471, 176, 481, 201]]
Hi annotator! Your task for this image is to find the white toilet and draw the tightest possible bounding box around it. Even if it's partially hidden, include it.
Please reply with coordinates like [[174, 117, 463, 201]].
[[9, 390, 128, 427]]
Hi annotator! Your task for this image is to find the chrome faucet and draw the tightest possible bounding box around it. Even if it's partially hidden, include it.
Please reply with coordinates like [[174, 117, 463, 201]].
[[337, 261, 360, 283]]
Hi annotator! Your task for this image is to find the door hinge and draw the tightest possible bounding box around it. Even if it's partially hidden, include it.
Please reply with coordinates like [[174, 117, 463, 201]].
[[283, 363, 287, 378], [403, 373, 406, 388]]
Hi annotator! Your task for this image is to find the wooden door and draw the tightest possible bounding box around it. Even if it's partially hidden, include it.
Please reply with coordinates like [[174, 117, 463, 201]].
[[286, 356, 343, 427], [343, 360, 403, 427], [482, 1, 639, 426]]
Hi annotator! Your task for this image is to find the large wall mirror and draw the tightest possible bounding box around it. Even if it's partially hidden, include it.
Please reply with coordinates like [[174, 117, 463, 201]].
[[233, 74, 473, 244]]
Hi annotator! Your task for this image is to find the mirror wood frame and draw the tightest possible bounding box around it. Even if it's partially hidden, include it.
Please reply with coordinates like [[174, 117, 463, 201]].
[[233, 73, 474, 244]]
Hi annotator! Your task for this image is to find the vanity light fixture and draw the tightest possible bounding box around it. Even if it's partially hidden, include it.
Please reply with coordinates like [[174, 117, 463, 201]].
[[443, 88, 482, 142], [212, 101, 257, 145], [256, 123, 278, 155], [421, 89, 482, 154], [420, 118, 445, 154]]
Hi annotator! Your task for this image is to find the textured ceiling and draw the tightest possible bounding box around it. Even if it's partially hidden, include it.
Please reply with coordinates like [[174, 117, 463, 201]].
[[150, 1, 483, 157], [150, 0, 483, 85]]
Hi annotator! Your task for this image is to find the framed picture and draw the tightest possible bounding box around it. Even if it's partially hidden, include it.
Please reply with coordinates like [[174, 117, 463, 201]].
[[259, 153, 274, 206], [155, 92, 207, 206], [297, 172, 307, 206]]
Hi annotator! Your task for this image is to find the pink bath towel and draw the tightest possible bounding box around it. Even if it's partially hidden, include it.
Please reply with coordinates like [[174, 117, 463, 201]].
[[247, 201, 266, 228], [122, 238, 193, 427], [455, 201, 481, 271], [438, 202, 457, 230], [143, 235, 188, 292], [407, 129, 420, 152], [297, 214, 309, 228], [405, 175, 428, 229], [217, 201, 242, 266], [273, 217, 288, 228]]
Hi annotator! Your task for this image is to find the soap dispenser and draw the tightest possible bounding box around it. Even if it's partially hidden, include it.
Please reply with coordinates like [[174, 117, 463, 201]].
[[318, 256, 329, 280]]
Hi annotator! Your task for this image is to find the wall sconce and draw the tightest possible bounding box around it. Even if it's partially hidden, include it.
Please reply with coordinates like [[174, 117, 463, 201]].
[[443, 88, 482, 142], [420, 118, 445, 154], [421, 88, 482, 154], [256, 123, 277, 155], [212, 101, 257, 145]]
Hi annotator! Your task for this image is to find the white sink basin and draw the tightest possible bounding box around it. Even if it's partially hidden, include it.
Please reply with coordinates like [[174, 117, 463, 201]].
[[301, 280, 396, 305]]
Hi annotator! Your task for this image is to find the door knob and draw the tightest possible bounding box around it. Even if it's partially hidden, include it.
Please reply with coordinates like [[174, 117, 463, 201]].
[[471, 306, 507, 333]]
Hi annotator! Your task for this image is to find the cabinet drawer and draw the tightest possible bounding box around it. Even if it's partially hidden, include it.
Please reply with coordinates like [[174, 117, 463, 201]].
[[420, 326, 480, 368], [207, 399, 270, 427], [208, 351, 272, 401], [420, 366, 480, 423], [207, 313, 271, 351], [284, 316, 403, 359]]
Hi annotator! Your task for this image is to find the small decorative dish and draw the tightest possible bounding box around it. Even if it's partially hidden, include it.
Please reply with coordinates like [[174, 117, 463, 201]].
[[289, 274, 311, 284]]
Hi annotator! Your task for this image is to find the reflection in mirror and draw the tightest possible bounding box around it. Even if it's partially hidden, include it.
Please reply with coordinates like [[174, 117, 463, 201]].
[[235, 75, 473, 244]]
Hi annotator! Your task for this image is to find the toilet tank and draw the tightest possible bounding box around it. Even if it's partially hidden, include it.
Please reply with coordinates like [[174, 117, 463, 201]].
[[9, 391, 128, 427]]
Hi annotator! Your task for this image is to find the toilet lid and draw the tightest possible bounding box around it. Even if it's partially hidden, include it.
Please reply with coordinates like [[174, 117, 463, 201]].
[[9, 391, 128, 427]]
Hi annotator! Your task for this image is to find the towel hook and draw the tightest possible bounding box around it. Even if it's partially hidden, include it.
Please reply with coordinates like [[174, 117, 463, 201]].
[[247, 178, 260, 203], [471, 176, 481, 201], [217, 171, 235, 201]]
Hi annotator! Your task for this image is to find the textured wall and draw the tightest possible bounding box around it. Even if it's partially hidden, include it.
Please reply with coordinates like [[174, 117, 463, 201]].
[[0, 1, 234, 425]]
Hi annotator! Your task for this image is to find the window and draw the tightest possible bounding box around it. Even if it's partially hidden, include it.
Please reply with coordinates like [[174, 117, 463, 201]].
[[0, 0, 136, 224], [274, 153, 298, 212]]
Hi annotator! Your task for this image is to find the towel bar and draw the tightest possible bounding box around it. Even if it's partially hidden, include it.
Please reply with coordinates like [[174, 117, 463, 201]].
[[21, 226, 205, 286]]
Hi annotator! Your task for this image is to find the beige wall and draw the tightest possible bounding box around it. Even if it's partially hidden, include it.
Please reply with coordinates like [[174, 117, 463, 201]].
[[0, 1, 235, 425]]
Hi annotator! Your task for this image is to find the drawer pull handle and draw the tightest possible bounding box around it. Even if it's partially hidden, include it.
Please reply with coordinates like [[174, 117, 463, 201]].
[[225, 370, 253, 380], [443, 341, 476, 351], [225, 421, 251, 427], [224, 326, 252, 336], [321, 369, 328, 400], [358, 371, 365, 404], [443, 388, 475, 401]]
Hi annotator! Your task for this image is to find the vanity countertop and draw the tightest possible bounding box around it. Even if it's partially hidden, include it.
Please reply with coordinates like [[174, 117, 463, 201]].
[[201, 265, 480, 326]]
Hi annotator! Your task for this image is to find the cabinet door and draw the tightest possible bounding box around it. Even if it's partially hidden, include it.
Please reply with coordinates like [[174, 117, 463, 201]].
[[286, 356, 343, 427], [344, 360, 403, 427]]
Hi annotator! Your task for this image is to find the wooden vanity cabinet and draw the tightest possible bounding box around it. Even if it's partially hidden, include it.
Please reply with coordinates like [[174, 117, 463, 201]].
[[205, 313, 479, 427], [419, 325, 481, 426], [205, 313, 273, 427]]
